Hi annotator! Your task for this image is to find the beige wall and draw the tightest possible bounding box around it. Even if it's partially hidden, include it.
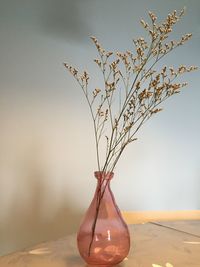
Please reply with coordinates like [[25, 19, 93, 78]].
[[0, 0, 200, 256]]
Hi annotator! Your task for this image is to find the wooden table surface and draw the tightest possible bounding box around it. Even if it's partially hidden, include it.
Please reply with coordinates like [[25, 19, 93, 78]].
[[0, 221, 200, 267]]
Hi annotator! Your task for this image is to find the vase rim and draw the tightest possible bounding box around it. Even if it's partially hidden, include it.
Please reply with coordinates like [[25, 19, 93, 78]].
[[94, 171, 114, 180]]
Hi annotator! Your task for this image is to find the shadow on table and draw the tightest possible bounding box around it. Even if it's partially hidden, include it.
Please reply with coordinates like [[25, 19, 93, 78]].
[[84, 264, 124, 267], [66, 254, 125, 267]]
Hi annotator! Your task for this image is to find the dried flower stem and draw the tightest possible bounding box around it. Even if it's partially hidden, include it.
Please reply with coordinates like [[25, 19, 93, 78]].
[[64, 9, 197, 254]]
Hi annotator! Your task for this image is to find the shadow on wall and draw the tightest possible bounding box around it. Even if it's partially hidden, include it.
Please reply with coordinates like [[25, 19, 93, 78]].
[[197, 172, 200, 209], [0, 0, 92, 42], [41, 0, 92, 41], [0, 143, 82, 256]]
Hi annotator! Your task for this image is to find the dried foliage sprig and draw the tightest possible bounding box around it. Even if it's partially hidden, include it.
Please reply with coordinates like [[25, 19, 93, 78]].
[[64, 8, 197, 174]]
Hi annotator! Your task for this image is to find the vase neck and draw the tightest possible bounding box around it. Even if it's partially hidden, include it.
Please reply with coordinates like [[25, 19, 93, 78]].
[[94, 171, 114, 196], [94, 171, 114, 181]]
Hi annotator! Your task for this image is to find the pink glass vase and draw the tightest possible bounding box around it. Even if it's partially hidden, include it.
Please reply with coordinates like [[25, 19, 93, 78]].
[[77, 171, 130, 266]]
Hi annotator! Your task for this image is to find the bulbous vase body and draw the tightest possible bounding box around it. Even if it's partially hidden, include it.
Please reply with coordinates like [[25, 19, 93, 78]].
[[77, 171, 130, 266]]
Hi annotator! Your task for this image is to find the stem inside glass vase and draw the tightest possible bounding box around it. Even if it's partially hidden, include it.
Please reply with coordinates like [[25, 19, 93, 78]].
[[88, 171, 114, 256]]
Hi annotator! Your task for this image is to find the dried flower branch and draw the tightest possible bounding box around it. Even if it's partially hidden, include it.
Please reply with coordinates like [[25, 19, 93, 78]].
[[64, 8, 197, 174]]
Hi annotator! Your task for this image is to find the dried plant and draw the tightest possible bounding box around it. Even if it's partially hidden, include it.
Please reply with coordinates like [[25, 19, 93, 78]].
[[64, 8, 197, 174]]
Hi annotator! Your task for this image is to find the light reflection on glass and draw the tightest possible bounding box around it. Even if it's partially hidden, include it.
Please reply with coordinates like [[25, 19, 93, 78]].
[[107, 229, 111, 241]]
